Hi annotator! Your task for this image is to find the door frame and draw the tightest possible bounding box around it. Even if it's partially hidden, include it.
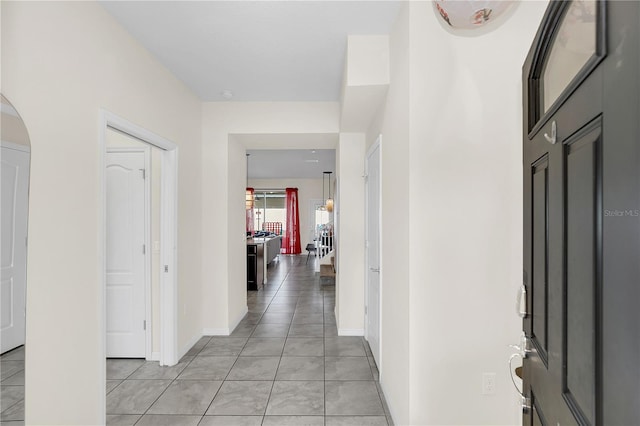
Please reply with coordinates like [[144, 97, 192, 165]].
[[364, 134, 382, 372], [99, 110, 178, 369], [106, 146, 152, 360]]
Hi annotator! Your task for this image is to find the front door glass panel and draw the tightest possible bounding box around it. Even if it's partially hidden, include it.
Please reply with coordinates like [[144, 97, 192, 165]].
[[542, 0, 597, 112]]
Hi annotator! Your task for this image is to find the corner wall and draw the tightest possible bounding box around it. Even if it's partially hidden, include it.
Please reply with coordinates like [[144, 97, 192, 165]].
[[366, 3, 411, 423], [201, 103, 340, 334], [367, 1, 549, 424], [407, 2, 548, 424], [336, 133, 365, 334], [2, 2, 203, 424]]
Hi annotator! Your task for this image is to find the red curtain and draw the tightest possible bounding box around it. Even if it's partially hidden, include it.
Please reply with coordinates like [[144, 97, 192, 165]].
[[246, 187, 255, 236], [282, 188, 301, 254]]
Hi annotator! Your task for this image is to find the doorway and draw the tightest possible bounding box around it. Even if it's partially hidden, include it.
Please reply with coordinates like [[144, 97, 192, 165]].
[[100, 111, 178, 367], [365, 136, 381, 367]]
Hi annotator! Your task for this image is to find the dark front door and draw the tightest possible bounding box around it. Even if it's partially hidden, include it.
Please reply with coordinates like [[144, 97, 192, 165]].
[[522, 1, 640, 424]]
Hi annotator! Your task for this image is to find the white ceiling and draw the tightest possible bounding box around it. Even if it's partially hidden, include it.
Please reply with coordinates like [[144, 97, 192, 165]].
[[99, 1, 402, 101], [247, 149, 335, 179]]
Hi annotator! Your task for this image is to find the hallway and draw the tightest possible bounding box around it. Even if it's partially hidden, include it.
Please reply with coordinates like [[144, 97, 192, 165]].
[[104, 256, 392, 425]]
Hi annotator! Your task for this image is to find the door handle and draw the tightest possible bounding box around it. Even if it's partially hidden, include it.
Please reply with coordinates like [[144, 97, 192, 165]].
[[369, 267, 380, 273], [509, 332, 532, 359], [509, 352, 532, 415], [509, 353, 525, 396]]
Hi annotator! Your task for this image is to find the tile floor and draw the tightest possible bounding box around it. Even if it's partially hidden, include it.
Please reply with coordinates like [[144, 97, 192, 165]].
[[0, 255, 393, 426], [0, 345, 25, 426]]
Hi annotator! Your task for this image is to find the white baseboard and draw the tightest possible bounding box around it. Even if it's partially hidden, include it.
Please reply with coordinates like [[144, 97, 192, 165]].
[[229, 306, 249, 333], [202, 306, 250, 336], [202, 306, 249, 336], [178, 333, 203, 360], [378, 379, 395, 425], [338, 328, 365, 336], [202, 328, 230, 336], [149, 352, 160, 362]]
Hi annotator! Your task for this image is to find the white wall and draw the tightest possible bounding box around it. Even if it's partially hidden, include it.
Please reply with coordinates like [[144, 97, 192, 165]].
[[336, 133, 366, 334], [2, 2, 203, 424], [248, 178, 324, 249], [366, 3, 412, 423], [363, 1, 550, 424], [407, 3, 547, 424], [227, 136, 250, 330], [345, 36, 390, 87], [201, 102, 339, 334], [366, 2, 548, 424]]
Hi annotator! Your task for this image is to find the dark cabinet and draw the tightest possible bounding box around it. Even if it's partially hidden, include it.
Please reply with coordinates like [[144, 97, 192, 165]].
[[246, 243, 263, 291]]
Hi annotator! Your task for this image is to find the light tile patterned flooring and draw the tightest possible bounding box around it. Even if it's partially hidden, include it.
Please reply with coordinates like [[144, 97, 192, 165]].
[[0, 345, 25, 426], [0, 255, 393, 426]]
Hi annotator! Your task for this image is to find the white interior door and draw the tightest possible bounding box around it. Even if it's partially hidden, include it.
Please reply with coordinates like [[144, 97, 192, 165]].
[[365, 140, 381, 366], [1, 146, 29, 354], [106, 151, 147, 358]]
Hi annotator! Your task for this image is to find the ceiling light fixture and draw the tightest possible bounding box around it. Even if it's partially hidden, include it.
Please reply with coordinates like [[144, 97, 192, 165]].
[[324, 171, 334, 213], [221, 90, 234, 100], [433, 0, 514, 30], [319, 171, 327, 212]]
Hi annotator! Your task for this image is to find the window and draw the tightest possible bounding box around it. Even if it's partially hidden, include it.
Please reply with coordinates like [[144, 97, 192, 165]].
[[253, 190, 286, 234], [526, 0, 605, 133], [542, 0, 597, 112]]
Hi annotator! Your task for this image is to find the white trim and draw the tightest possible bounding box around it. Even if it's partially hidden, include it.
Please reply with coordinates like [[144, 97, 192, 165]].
[[106, 147, 152, 361], [104, 112, 176, 151], [150, 352, 161, 362], [178, 333, 202, 360], [0, 140, 30, 153], [99, 109, 179, 380], [338, 328, 365, 336], [202, 328, 232, 336], [377, 135, 383, 378], [159, 148, 178, 366], [364, 134, 383, 375], [229, 306, 249, 334], [379, 379, 397, 424], [201, 305, 249, 337], [98, 113, 108, 424]]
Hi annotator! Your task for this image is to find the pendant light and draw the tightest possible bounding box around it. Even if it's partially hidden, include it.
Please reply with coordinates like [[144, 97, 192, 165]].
[[245, 154, 254, 210], [324, 171, 334, 213]]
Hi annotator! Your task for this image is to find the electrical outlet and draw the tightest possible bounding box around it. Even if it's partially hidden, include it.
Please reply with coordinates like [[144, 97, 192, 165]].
[[482, 372, 496, 395]]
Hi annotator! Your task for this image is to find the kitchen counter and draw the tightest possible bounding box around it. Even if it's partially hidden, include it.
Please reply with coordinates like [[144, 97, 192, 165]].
[[246, 236, 281, 290]]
